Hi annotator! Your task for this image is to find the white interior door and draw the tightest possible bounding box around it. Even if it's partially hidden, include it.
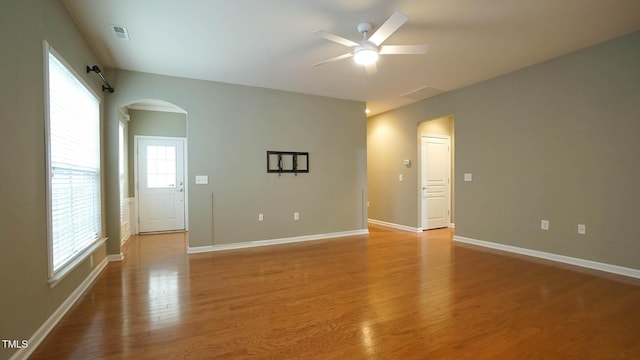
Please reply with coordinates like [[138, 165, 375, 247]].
[[421, 136, 450, 230], [137, 137, 185, 233]]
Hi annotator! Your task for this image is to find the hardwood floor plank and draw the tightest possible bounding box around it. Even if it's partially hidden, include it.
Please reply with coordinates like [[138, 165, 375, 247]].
[[28, 226, 640, 359]]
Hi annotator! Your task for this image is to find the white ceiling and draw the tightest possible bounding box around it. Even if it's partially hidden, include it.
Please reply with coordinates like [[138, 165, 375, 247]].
[[62, 0, 640, 116]]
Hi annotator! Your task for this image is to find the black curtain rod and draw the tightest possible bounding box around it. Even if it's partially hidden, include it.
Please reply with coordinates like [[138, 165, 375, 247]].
[[86, 65, 115, 93]]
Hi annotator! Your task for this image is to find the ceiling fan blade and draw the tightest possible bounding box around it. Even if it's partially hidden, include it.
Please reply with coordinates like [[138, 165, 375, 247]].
[[313, 30, 359, 47], [365, 63, 377, 75], [379, 44, 429, 55], [368, 11, 408, 46], [313, 52, 353, 67]]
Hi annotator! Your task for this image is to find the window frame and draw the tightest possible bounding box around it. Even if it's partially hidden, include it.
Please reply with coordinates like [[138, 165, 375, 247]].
[[43, 41, 106, 287]]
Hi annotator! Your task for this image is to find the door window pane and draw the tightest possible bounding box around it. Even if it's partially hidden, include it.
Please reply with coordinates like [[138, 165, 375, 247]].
[[147, 145, 176, 188]]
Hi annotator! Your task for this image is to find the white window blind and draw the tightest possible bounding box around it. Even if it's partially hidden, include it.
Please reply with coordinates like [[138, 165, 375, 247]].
[[47, 47, 102, 276]]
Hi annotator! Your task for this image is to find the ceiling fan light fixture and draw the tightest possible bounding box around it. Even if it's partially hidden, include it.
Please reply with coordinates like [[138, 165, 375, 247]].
[[354, 47, 379, 65], [314, 12, 425, 73]]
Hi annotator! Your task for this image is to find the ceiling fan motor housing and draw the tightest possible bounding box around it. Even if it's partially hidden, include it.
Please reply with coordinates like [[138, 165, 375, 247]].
[[354, 23, 379, 65]]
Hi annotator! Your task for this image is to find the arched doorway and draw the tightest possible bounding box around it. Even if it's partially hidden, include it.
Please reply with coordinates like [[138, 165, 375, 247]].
[[118, 99, 188, 241]]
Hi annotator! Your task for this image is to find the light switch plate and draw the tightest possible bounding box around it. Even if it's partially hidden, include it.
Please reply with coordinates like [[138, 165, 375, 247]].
[[195, 175, 208, 185], [464, 173, 473, 182], [578, 224, 586, 235], [541, 219, 549, 231]]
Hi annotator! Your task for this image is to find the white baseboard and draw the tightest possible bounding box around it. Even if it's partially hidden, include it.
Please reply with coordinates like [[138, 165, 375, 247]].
[[107, 253, 124, 262], [367, 218, 423, 233], [453, 235, 640, 280], [10, 257, 109, 360], [187, 229, 369, 254]]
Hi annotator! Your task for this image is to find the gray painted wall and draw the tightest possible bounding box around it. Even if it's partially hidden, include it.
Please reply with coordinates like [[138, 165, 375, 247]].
[[0, 1, 107, 359], [367, 31, 640, 270], [105, 70, 368, 252]]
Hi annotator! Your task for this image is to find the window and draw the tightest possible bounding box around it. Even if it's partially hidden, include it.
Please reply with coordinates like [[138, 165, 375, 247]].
[[45, 42, 104, 284], [146, 145, 177, 188]]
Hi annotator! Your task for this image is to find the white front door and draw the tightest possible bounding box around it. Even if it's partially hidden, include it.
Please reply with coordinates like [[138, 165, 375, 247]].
[[421, 136, 450, 230], [137, 137, 185, 233]]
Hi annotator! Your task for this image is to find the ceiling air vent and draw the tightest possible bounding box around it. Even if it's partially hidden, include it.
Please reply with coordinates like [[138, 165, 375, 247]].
[[400, 85, 447, 101], [111, 24, 130, 40]]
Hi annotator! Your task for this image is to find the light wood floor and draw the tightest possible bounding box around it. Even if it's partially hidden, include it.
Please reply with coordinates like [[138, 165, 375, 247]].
[[30, 225, 640, 359]]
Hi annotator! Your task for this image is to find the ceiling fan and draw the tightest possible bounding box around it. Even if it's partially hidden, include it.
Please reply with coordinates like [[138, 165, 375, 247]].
[[313, 11, 428, 74]]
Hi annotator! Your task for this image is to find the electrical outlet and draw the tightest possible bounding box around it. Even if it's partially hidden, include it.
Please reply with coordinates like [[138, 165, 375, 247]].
[[294, 212, 300, 220], [399, 174, 404, 182], [258, 213, 263, 221], [578, 224, 586, 235], [541, 219, 549, 231]]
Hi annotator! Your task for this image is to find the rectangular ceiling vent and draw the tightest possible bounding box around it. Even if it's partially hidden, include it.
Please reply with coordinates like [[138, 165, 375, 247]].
[[111, 24, 130, 40], [400, 85, 447, 101]]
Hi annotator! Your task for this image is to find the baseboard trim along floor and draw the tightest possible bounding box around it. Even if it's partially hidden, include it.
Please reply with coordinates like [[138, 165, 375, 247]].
[[187, 229, 369, 254], [11, 257, 109, 360], [367, 219, 423, 233], [454, 235, 640, 280]]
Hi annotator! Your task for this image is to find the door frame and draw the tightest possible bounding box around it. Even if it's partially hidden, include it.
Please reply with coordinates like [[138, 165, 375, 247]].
[[134, 135, 189, 232], [420, 134, 451, 230]]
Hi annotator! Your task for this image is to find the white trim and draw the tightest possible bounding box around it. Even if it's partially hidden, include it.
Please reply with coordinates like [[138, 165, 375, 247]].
[[453, 235, 640, 280], [187, 229, 369, 254], [126, 99, 187, 113], [183, 140, 189, 232], [43, 40, 54, 279], [119, 120, 131, 245], [368, 218, 423, 233], [11, 257, 108, 360], [449, 223, 456, 228], [47, 238, 107, 288], [107, 253, 124, 261], [130, 197, 138, 235], [121, 233, 132, 246], [120, 198, 135, 245], [118, 106, 131, 122]]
